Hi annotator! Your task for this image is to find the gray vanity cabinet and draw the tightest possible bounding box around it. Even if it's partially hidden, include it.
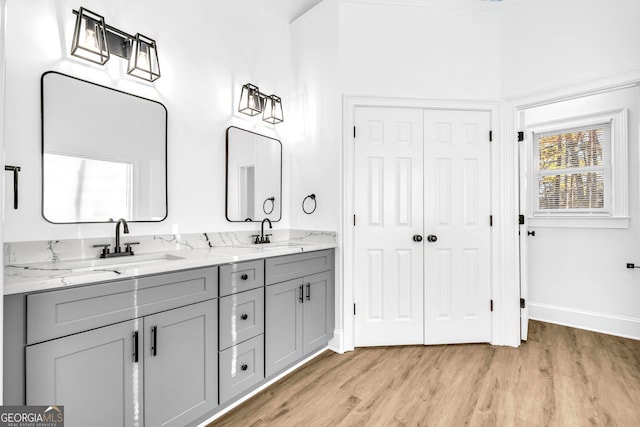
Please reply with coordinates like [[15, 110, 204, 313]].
[[26, 319, 142, 427], [265, 279, 304, 376], [302, 271, 334, 353], [24, 266, 219, 427], [265, 250, 335, 378], [144, 299, 218, 427]]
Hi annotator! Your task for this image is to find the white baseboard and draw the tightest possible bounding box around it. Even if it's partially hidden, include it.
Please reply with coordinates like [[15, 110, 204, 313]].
[[529, 302, 640, 340], [329, 329, 345, 353]]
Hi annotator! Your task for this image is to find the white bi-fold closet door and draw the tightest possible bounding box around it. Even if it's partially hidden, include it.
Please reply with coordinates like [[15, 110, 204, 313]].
[[354, 106, 492, 347]]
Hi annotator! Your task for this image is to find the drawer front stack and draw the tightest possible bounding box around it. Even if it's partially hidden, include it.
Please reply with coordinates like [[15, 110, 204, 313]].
[[218, 259, 266, 403]]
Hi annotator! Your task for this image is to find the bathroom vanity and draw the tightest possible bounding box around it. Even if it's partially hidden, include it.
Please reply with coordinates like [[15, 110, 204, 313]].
[[4, 246, 335, 427]]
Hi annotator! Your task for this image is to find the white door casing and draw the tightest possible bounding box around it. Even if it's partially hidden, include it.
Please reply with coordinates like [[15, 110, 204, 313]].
[[353, 107, 424, 346], [517, 110, 529, 341], [423, 110, 492, 344]]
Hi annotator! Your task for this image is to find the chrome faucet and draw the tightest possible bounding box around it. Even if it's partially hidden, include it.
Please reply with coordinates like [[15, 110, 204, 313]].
[[254, 218, 273, 244]]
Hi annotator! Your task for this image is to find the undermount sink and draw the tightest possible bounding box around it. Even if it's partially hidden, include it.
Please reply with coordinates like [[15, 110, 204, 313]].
[[67, 253, 185, 273]]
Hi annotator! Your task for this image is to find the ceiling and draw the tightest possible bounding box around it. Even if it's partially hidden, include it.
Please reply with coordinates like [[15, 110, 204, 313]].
[[271, 0, 326, 22]]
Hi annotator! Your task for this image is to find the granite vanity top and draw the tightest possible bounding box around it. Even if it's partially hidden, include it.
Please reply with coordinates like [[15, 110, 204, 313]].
[[4, 241, 337, 295]]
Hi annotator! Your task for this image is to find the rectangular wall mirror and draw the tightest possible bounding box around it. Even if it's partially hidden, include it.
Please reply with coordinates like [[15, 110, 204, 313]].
[[226, 126, 282, 222], [41, 71, 167, 223]]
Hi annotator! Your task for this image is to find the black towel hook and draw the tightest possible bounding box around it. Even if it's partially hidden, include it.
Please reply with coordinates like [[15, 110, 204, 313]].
[[4, 165, 21, 209]]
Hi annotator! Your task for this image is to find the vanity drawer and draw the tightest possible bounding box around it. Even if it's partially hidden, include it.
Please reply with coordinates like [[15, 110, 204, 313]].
[[219, 288, 264, 351], [219, 334, 265, 404], [219, 259, 264, 297], [266, 249, 334, 285], [26, 266, 218, 345]]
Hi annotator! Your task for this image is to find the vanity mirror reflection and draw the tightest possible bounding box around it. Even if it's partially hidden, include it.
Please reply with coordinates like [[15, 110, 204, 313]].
[[226, 126, 282, 222], [41, 71, 167, 223]]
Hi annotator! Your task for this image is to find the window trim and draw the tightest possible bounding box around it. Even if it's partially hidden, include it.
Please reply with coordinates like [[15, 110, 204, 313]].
[[526, 109, 628, 228]]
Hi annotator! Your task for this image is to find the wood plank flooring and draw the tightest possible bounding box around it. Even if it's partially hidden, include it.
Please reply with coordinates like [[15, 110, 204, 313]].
[[209, 321, 640, 426]]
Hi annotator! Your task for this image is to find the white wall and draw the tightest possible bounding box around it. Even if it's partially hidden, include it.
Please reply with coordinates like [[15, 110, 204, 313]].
[[340, 0, 502, 100], [0, 0, 7, 403], [289, 0, 341, 231], [3, 0, 294, 242], [501, 0, 640, 99]]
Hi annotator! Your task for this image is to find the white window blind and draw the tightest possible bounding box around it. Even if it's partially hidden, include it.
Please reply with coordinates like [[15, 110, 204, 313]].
[[533, 121, 612, 214]]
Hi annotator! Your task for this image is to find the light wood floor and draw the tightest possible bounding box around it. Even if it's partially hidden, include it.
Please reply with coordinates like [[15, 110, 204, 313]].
[[210, 321, 640, 426]]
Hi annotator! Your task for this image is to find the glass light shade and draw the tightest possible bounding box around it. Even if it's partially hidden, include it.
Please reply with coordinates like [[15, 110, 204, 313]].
[[70, 8, 109, 65], [239, 83, 263, 116], [262, 95, 284, 124], [127, 33, 161, 82]]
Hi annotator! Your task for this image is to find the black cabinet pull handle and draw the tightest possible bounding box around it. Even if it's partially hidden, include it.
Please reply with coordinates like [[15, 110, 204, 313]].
[[528, 230, 536, 237], [241, 314, 248, 320], [241, 364, 248, 371], [151, 326, 157, 357], [427, 235, 438, 243], [299, 285, 304, 303], [413, 234, 423, 242], [132, 331, 139, 363], [241, 274, 248, 280], [306, 283, 311, 301]]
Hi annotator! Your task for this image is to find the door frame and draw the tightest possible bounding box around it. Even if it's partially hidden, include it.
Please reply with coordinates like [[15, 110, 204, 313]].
[[340, 96, 521, 352]]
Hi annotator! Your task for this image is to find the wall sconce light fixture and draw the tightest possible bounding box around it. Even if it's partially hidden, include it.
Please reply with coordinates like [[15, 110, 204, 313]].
[[70, 7, 161, 82], [238, 83, 284, 124]]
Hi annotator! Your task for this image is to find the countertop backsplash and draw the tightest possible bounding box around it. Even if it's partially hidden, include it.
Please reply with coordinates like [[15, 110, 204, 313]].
[[4, 229, 337, 266]]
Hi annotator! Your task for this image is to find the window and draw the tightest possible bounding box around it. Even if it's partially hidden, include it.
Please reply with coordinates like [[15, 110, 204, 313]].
[[528, 110, 628, 228]]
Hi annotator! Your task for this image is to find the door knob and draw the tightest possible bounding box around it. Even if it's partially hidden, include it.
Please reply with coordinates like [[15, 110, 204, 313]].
[[427, 235, 438, 243], [413, 234, 423, 242]]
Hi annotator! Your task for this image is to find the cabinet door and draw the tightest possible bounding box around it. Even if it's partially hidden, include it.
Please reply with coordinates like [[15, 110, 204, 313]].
[[144, 300, 218, 427], [26, 319, 142, 427], [302, 271, 334, 354], [265, 279, 303, 377]]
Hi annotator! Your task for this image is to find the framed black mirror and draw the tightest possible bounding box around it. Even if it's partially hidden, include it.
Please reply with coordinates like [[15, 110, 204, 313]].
[[226, 126, 282, 222], [41, 71, 167, 223]]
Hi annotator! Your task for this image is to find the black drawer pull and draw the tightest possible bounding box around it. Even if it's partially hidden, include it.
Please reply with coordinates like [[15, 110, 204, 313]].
[[299, 285, 304, 303], [306, 283, 311, 301], [241, 314, 248, 320], [241, 274, 248, 280], [132, 331, 139, 363], [241, 364, 248, 371], [151, 326, 157, 357]]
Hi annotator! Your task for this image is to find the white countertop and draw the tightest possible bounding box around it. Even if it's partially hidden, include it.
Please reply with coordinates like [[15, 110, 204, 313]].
[[4, 242, 337, 295]]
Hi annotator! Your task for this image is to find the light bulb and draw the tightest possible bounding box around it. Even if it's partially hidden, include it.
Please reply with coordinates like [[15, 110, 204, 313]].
[[84, 27, 98, 49]]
